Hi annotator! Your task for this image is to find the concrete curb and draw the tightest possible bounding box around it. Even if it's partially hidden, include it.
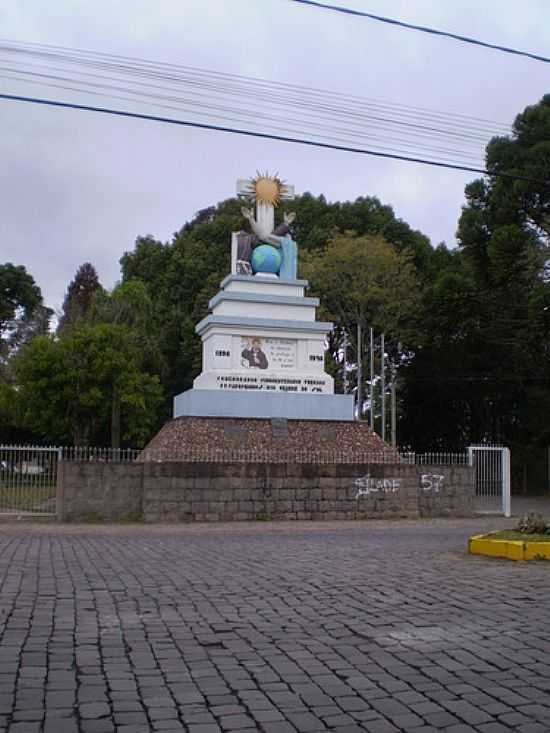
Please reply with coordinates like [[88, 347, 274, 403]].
[[469, 533, 550, 560]]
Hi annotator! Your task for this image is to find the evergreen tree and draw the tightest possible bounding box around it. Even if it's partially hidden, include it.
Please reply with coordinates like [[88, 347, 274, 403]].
[[58, 262, 102, 332]]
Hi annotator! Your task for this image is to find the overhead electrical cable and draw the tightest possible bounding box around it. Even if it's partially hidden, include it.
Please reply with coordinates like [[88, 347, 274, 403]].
[[0, 64, 490, 157], [290, 0, 550, 65], [0, 78, 483, 165], [0, 39, 516, 170], [0, 58, 499, 144], [1, 93, 547, 187], [0, 46, 508, 172], [1, 39, 529, 172], [0, 39, 511, 137], [0, 80, 486, 166]]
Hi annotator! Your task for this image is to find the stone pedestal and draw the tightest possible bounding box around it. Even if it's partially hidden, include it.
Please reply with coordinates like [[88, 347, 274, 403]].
[[173, 272, 355, 421], [144, 416, 393, 461]]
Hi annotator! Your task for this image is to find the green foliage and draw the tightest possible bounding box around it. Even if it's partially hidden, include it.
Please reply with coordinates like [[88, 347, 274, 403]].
[[117, 194, 432, 405], [516, 512, 549, 535], [400, 95, 550, 468], [58, 262, 103, 332], [0, 263, 41, 334], [13, 324, 163, 447], [303, 232, 421, 338], [5, 98, 549, 479], [0, 263, 47, 442]]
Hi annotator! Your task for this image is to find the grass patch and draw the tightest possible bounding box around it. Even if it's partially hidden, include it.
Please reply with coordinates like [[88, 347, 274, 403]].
[[0, 484, 56, 511], [118, 511, 145, 523], [487, 530, 550, 542]]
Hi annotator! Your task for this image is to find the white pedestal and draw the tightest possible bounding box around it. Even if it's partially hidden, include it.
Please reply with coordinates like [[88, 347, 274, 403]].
[[174, 272, 352, 420]]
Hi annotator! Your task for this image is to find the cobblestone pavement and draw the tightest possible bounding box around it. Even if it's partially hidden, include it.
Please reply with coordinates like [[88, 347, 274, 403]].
[[0, 517, 549, 733]]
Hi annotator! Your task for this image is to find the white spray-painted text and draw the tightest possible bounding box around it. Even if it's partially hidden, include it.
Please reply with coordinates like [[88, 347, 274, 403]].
[[420, 474, 445, 493], [354, 474, 401, 499]]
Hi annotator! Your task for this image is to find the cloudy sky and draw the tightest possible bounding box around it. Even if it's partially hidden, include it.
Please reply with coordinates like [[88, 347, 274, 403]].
[[1, 0, 549, 313]]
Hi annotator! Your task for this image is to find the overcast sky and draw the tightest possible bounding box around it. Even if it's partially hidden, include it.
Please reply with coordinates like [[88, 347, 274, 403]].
[[1, 0, 549, 313]]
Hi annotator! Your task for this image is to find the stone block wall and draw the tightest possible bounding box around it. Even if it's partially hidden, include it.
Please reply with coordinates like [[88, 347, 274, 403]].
[[57, 461, 144, 522], [58, 460, 474, 522]]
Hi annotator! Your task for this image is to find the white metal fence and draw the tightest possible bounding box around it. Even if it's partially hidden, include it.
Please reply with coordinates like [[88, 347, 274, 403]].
[[399, 451, 471, 465], [468, 445, 511, 517], [0, 443, 512, 517], [403, 446, 511, 516], [0, 445, 60, 515]]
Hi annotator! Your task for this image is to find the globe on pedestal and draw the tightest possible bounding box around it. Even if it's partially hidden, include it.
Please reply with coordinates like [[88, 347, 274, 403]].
[[251, 244, 282, 275]]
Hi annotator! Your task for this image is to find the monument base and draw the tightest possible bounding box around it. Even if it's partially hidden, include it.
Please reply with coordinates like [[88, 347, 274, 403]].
[[173, 388, 355, 421], [143, 415, 394, 462]]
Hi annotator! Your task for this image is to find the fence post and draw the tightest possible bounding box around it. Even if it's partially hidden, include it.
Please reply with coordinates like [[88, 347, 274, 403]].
[[502, 447, 511, 518], [56, 448, 64, 521]]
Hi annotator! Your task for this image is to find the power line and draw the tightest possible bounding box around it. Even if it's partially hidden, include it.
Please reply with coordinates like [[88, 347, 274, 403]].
[[0, 39, 510, 134], [0, 59, 498, 143], [0, 66, 487, 164], [1, 93, 547, 186], [0, 72, 484, 164], [0, 39, 515, 170], [291, 1, 550, 64], [0, 39, 511, 141]]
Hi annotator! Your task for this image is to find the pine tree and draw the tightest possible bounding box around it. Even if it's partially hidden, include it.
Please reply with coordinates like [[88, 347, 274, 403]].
[[58, 263, 102, 332]]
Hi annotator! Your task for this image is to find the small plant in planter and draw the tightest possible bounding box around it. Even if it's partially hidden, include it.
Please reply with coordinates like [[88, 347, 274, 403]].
[[516, 512, 550, 535]]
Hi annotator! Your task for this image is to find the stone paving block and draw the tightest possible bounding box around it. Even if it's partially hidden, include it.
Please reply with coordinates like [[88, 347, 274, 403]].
[[361, 719, 400, 732], [80, 721, 116, 733], [1, 521, 550, 733], [476, 723, 512, 733], [260, 723, 297, 733], [43, 720, 80, 733], [285, 710, 327, 731], [11, 709, 44, 721]]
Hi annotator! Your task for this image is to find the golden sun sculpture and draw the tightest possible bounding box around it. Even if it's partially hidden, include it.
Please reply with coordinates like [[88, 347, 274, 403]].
[[242, 172, 287, 207]]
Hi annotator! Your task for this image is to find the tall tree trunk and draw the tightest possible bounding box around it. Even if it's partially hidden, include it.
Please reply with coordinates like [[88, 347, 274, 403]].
[[111, 389, 121, 449]]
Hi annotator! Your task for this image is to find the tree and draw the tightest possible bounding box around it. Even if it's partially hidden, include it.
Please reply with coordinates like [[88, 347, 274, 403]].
[[302, 232, 421, 416], [58, 262, 103, 332], [399, 95, 550, 482], [117, 194, 434, 413], [89, 280, 167, 445], [14, 324, 163, 447], [0, 263, 41, 336], [0, 263, 47, 441]]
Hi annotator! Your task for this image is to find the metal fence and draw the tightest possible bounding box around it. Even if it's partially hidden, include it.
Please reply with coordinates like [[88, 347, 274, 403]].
[[403, 446, 511, 516], [60, 446, 141, 462], [399, 451, 471, 465], [0, 443, 512, 517], [0, 445, 59, 515], [468, 445, 511, 517]]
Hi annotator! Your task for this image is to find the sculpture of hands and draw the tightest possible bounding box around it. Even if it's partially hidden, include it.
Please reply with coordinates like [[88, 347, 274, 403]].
[[241, 207, 296, 245]]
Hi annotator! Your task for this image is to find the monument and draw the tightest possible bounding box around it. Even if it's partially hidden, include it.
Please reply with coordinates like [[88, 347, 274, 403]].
[[173, 172, 355, 421]]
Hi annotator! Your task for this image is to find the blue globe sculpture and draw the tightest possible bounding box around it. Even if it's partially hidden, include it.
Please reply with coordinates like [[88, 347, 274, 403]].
[[251, 244, 282, 275]]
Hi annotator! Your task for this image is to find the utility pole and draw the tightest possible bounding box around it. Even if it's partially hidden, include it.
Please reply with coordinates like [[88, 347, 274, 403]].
[[356, 322, 363, 419], [381, 332, 386, 441], [342, 330, 348, 394], [391, 369, 397, 449], [369, 327, 375, 430], [391, 342, 401, 449]]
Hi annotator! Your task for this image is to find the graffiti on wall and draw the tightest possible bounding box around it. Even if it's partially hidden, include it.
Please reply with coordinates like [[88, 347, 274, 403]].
[[420, 474, 445, 493], [354, 474, 401, 499], [353, 473, 446, 499]]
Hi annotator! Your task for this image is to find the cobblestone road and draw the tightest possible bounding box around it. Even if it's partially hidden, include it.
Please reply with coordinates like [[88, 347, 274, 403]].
[[0, 517, 549, 733]]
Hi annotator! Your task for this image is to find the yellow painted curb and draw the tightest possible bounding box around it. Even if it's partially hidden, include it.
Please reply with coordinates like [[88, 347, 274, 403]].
[[469, 534, 550, 561]]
